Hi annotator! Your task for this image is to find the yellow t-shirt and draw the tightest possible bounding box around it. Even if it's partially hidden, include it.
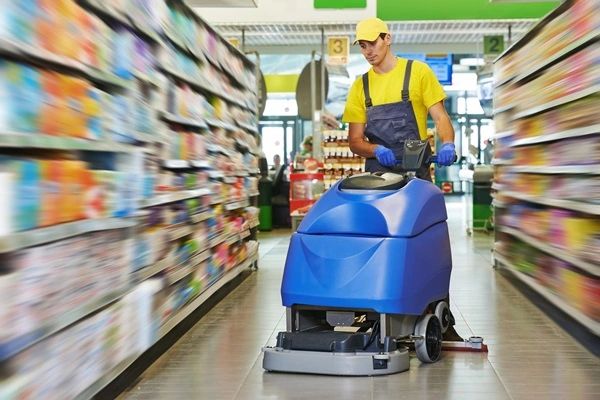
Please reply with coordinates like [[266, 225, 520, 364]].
[[342, 58, 447, 140]]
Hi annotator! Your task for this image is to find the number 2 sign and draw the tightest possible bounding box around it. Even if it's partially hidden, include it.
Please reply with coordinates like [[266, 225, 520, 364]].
[[484, 35, 505, 56]]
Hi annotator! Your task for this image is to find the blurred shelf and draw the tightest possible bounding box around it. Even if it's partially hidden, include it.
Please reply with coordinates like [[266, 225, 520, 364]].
[[249, 190, 260, 197], [514, 31, 600, 84], [74, 354, 139, 400], [0, 218, 136, 254], [0, 288, 128, 363], [142, 188, 212, 208], [133, 258, 171, 282], [494, 130, 516, 140], [225, 199, 250, 211], [205, 118, 237, 132], [191, 248, 211, 264], [491, 159, 513, 166], [236, 170, 250, 177], [210, 196, 224, 205], [0, 38, 129, 89], [224, 176, 238, 184], [129, 130, 168, 144], [492, 200, 507, 208], [191, 211, 213, 224], [163, 159, 190, 169], [237, 121, 259, 135], [493, 76, 514, 89], [208, 170, 225, 179], [511, 124, 600, 147], [491, 183, 505, 191], [0, 132, 137, 153], [168, 224, 194, 240], [503, 190, 600, 215], [494, 252, 600, 336], [506, 164, 600, 175], [209, 232, 229, 247], [513, 84, 600, 120], [191, 160, 212, 169], [160, 112, 208, 130], [493, 104, 515, 115], [499, 226, 600, 277], [240, 229, 251, 239], [158, 251, 257, 338], [167, 263, 196, 285], [207, 144, 232, 156]]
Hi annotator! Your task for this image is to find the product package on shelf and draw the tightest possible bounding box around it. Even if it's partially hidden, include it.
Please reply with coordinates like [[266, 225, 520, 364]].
[[493, 0, 600, 340], [322, 129, 364, 188]]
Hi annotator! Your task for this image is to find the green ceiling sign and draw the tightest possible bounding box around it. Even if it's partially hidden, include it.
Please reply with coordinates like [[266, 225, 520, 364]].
[[377, 0, 559, 20], [314, 0, 367, 9]]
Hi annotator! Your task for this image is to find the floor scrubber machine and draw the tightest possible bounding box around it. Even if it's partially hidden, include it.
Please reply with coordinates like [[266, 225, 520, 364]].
[[263, 140, 469, 376]]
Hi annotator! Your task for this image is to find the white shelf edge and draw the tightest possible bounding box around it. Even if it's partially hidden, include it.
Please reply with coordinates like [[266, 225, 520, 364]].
[[191, 211, 213, 224], [506, 164, 600, 175], [493, 104, 514, 115], [499, 226, 600, 277], [0, 132, 137, 153], [209, 232, 229, 247], [134, 258, 171, 282], [168, 224, 193, 240], [160, 112, 209, 130], [494, 253, 600, 336], [167, 264, 196, 285], [225, 200, 250, 211], [511, 124, 600, 147], [491, 159, 513, 166], [514, 32, 600, 84], [513, 84, 600, 120], [503, 190, 600, 215], [73, 354, 140, 400], [142, 189, 211, 208], [0, 218, 136, 254], [493, 130, 516, 140], [249, 191, 260, 197]]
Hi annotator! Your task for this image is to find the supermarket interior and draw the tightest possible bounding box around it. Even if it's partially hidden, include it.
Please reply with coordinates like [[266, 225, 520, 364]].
[[0, 0, 599, 399]]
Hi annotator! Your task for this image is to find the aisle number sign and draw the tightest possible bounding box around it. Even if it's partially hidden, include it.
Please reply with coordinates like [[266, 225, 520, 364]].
[[327, 36, 349, 65], [228, 37, 240, 49], [484, 35, 505, 56]]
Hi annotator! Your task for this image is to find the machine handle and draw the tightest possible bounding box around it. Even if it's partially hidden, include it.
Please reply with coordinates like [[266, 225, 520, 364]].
[[428, 154, 458, 165]]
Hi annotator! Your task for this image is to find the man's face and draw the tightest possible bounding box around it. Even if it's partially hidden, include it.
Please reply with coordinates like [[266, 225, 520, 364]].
[[358, 34, 390, 66]]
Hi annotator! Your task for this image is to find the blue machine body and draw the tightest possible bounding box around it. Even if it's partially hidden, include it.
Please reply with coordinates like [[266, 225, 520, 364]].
[[281, 178, 452, 315]]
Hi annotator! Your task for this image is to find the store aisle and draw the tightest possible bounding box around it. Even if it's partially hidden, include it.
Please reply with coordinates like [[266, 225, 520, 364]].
[[120, 199, 600, 400]]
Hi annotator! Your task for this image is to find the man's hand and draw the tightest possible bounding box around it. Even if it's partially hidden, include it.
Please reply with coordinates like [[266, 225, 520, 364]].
[[374, 145, 396, 167], [437, 143, 456, 166]]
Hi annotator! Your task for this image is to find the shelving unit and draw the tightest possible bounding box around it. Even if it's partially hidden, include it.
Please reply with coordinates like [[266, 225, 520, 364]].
[[492, 0, 599, 345], [0, 0, 261, 398]]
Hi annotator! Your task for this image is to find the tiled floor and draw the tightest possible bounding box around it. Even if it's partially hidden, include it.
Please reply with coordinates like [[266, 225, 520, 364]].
[[120, 198, 600, 400]]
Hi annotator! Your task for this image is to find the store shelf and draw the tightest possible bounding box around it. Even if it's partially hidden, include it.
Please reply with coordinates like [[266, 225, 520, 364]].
[[191, 248, 211, 264], [506, 165, 600, 175], [503, 190, 600, 215], [0, 288, 128, 363], [0, 218, 136, 254], [205, 118, 237, 132], [167, 263, 196, 285], [493, 104, 515, 115], [236, 170, 250, 177], [0, 37, 129, 89], [142, 188, 211, 208], [168, 224, 193, 240], [209, 232, 229, 247], [514, 31, 600, 84], [492, 200, 508, 209], [74, 354, 139, 400], [208, 170, 225, 179], [493, 76, 514, 89], [224, 176, 238, 184], [494, 130, 516, 140], [511, 124, 600, 147], [207, 144, 232, 156], [491, 183, 505, 191], [158, 252, 257, 338], [491, 159, 513, 166], [160, 112, 209, 130], [225, 199, 250, 211], [133, 258, 171, 282], [494, 252, 600, 336], [513, 84, 600, 120], [162, 159, 190, 169], [499, 226, 600, 277], [191, 211, 213, 224], [129, 130, 168, 144], [249, 190, 260, 197], [191, 160, 212, 169], [240, 229, 251, 239], [0, 132, 138, 153], [210, 196, 224, 205], [237, 121, 259, 135]]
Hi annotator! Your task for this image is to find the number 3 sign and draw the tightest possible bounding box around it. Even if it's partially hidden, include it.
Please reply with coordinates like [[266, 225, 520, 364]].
[[327, 36, 349, 65]]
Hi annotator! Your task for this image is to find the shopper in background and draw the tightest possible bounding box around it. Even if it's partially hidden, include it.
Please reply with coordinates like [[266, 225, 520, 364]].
[[343, 17, 461, 341], [271, 154, 282, 171], [343, 17, 456, 180]]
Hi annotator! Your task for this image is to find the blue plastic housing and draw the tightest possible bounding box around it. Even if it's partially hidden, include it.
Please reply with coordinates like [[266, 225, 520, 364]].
[[281, 178, 452, 315]]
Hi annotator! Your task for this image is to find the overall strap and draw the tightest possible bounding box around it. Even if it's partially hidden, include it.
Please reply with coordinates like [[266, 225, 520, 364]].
[[402, 60, 413, 102], [362, 73, 372, 108]]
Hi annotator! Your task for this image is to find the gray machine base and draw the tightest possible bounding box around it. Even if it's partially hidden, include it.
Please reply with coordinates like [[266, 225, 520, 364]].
[[262, 347, 410, 376]]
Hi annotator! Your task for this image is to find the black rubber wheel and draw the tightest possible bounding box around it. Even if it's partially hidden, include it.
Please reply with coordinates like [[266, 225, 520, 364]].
[[415, 314, 443, 363]]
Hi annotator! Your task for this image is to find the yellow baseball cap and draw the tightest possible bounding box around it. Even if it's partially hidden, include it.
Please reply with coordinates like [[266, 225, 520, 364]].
[[353, 17, 389, 44]]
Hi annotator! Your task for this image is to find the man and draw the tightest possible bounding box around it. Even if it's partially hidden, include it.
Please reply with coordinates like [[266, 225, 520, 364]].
[[343, 18, 462, 341], [343, 17, 456, 179], [271, 154, 282, 170]]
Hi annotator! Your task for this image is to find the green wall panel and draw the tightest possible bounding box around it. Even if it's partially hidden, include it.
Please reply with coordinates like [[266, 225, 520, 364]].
[[315, 0, 366, 9], [377, 0, 559, 21]]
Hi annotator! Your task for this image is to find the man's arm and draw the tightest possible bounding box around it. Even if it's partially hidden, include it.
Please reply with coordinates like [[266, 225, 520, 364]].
[[348, 123, 377, 158], [428, 101, 455, 143]]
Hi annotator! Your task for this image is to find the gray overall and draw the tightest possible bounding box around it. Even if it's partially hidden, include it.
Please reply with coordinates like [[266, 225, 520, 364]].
[[363, 60, 431, 181]]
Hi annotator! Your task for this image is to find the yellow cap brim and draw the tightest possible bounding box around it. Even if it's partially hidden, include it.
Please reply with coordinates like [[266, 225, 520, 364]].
[[353, 31, 383, 45]]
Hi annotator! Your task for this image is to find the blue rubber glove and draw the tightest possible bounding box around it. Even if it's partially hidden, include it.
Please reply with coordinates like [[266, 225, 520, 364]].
[[374, 145, 396, 167], [437, 143, 456, 166]]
